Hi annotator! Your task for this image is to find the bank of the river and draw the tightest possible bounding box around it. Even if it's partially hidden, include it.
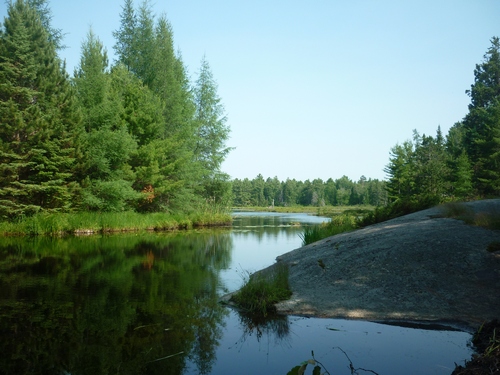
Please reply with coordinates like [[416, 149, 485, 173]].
[[256, 199, 500, 330], [233, 204, 373, 217], [0, 210, 232, 236]]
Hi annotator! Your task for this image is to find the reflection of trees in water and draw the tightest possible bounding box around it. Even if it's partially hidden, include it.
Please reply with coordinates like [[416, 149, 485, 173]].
[[234, 311, 292, 349], [231, 226, 305, 243], [0, 231, 232, 375]]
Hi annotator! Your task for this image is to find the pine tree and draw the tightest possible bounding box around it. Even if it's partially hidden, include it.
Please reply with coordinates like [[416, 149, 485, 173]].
[[412, 128, 449, 201], [193, 56, 232, 204], [73, 30, 141, 211], [112, 0, 137, 71], [27, 0, 65, 50], [384, 141, 415, 202], [0, 0, 81, 218], [463, 37, 500, 195], [446, 122, 473, 199]]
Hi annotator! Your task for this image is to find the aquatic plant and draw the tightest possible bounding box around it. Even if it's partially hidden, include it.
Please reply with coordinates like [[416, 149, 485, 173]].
[[299, 214, 356, 246], [230, 262, 291, 316], [0, 210, 232, 236]]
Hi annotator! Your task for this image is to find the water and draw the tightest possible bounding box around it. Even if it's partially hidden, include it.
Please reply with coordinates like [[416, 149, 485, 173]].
[[0, 212, 473, 375]]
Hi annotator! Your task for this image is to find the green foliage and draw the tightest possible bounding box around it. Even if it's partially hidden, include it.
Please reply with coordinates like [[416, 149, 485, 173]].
[[0, 0, 234, 222], [193, 56, 233, 204], [300, 214, 357, 246], [384, 37, 500, 206], [358, 197, 440, 227], [0, 0, 81, 219], [230, 262, 292, 316], [463, 37, 500, 196], [232, 175, 387, 208], [0, 210, 231, 236], [0, 232, 232, 374]]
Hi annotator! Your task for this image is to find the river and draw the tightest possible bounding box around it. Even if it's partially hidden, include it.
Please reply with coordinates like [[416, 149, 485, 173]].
[[0, 212, 473, 374]]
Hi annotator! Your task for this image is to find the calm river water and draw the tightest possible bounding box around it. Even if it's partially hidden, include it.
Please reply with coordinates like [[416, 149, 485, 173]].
[[0, 212, 473, 374]]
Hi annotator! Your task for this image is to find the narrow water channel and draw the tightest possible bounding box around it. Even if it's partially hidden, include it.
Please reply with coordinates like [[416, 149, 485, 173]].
[[0, 212, 473, 374]]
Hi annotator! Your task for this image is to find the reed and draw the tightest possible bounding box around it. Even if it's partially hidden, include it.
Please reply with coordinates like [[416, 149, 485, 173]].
[[299, 214, 357, 246], [230, 262, 292, 316], [0, 210, 232, 236]]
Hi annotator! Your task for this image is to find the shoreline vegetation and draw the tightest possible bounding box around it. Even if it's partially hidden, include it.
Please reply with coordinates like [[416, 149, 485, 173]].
[[0, 210, 232, 237]]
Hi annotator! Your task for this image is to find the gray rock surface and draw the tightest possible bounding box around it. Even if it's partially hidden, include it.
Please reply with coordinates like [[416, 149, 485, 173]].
[[262, 200, 500, 329]]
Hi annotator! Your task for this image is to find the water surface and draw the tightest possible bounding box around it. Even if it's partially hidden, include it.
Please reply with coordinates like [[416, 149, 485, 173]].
[[0, 212, 473, 374]]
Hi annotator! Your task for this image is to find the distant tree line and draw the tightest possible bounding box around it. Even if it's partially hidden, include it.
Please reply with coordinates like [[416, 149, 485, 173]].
[[0, 0, 232, 219], [232, 175, 387, 207], [385, 37, 500, 205]]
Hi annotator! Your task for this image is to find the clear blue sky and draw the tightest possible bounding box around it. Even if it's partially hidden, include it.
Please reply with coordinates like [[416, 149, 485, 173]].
[[1, 1, 499, 182]]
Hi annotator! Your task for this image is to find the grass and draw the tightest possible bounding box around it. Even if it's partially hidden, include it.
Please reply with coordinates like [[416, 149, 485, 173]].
[[0, 210, 232, 236], [230, 262, 292, 316], [234, 205, 374, 217], [358, 197, 441, 227], [453, 320, 500, 374], [441, 201, 500, 230], [299, 214, 357, 246]]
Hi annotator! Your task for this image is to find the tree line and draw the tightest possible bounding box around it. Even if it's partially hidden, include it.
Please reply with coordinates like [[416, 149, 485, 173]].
[[232, 175, 387, 207], [0, 0, 232, 219], [385, 37, 500, 206]]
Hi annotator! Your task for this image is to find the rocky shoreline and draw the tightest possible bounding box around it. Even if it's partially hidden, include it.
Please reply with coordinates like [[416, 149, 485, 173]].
[[254, 199, 500, 330]]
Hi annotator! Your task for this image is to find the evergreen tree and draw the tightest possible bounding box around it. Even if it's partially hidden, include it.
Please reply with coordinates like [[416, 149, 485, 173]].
[[73, 30, 140, 211], [113, 3, 200, 211], [251, 174, 265, 206], [412, 128, 449, 201], [384, 140, 415, 202], [463, 37, 500, 195], [324, 178, 337, 205], [282, 178, 298, 206], [446, 122, 473, 199], [193, 56, 232, 204], [0, 0, 81, 218], [27, 0, 64, 50], [112, 0, 137, 71]]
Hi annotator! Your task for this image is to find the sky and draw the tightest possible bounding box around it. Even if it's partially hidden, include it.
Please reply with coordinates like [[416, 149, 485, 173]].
[[1, 1, 499, 182]]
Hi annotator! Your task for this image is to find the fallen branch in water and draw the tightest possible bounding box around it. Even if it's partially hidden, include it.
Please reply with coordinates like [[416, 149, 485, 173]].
[[147, 351, 184, 363]]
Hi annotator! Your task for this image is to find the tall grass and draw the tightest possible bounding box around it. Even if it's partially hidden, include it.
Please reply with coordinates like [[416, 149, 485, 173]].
[[299, 214, 357, 246], [441, 202, 500, 230], [230, 262, 292, 316], [0, 210, 232, 236]]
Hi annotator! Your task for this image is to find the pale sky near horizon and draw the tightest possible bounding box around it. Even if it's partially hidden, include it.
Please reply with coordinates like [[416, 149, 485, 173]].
[[1, 1, 499, 182]]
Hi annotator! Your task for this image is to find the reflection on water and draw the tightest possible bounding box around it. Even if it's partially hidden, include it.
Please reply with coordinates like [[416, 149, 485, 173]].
[[207, 312, 473, 375], [0, 232, 232, 375], [0, 212, 473, 375]]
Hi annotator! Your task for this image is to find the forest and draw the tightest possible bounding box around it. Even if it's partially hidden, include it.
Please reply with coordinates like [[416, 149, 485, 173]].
[[383, 36, 500, 207], [0, 0, 232, 220], [233, 37, 500, 210], [232, 37, 500, 210], [1, 0, 499, 223], [231, 175, 387, 207]]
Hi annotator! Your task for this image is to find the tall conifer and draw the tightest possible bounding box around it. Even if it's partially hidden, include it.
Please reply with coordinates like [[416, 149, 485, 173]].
[[463, 37, 500, 195], [73, 30, 140, 211], [0, 0, 80, 218]]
